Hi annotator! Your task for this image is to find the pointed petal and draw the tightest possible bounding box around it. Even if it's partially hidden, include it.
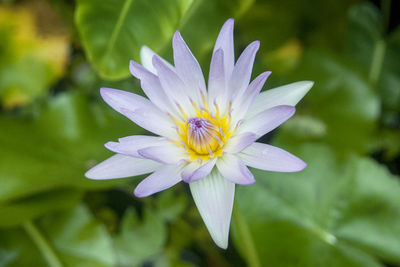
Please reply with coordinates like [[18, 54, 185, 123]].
[[105, 135, 168, 157], [230, 71, 271, 124], [181, 159, 216, 183], [237, 105, 295, 137], [189, 169, 235, 249], [85, 154, 161, 180], [213, 18, 234, 81], [224, 132, 257, 154], [100, 88, 176, 138], [138, 143, 187, 164], [139, 46, 174, 74], [173, 31, 206, 103], [140, 46, 158, 74], [208, 49, 227, 111], [120, 108, 177, 139], [152, 55, 195, 115], [100, 87, 150, 114], [134, 164, 182, 197], [246, 81, 313, 119], [229, 41, 260, 100], [216, 154, 255, 185], [129, 60, 176, 114], [239, 142, 307, 172]]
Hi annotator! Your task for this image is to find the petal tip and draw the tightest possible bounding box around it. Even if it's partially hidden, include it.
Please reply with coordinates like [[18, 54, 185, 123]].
[[84, 168, 103, 180], [129, 60, 138, 74], [222, 18, 234, 29], [104, 141, 118, 152], [133, 187, 146, 198], [173, 30, 182, 40], [298, 160, 307, 171]]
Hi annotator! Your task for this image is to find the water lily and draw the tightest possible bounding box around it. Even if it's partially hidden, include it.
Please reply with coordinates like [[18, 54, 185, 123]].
[[85, 18, 313, 249]]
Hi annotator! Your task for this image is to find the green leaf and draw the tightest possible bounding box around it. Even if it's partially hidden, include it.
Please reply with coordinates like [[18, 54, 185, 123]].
[[233, 143, 400, 266], [0, 205, 116, 267], [345, 3, 400, 112], [153, 190, 187, 222], [113, 208, 166, 266], [346, 2, 382, 70], [176, 0, 254, 69], [0, 91, 141, 203], [75, 0, 254, 80], [75, 0, 193, 80], [0, 189, 83, 228], [274, 50, 380, 155]]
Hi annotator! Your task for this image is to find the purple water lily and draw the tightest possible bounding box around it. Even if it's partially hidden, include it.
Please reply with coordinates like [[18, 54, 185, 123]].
[[86, 18, 313, 249]]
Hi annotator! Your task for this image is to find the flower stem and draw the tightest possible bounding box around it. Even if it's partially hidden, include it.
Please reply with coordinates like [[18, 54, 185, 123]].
[[233, 204, 261, 267], [368, 39, 385, 86], [23, 220, 63, 267]]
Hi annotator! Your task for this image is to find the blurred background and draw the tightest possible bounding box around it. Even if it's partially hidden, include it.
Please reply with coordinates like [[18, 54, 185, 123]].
[[0, 0, 399, 266]]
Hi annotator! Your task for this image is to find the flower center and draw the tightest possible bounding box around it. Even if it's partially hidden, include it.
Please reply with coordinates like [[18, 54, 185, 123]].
[[186, 117, 221, 155], [170, 104, 233, 162]]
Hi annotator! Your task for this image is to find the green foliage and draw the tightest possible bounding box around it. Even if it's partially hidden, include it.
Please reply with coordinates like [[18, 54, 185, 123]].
[[75, 0, 253, 80], [0, 5, 69, 108], [0, 189, 83, 228], [0, 0, 400, 266], [0, 205, 116, 267], [114, 208, 166, 266], [233, 144, 400, 267], [0, 92, 137, 203], [274, 50, 380, 155], [75, 0, 192, 80]]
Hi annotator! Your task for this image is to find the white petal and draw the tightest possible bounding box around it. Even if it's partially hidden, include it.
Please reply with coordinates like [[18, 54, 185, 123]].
[[181, 159, 216, 183], [134, 164, 183, 197], [129, 60, 177, 115], [230, 71, 271, 125], [237, 105, 295, 137], [246, 81, 314, 119], [173, 31, 206, 104], [213, 18, 235, 81], [120, 108, 178, 139], [223, 132, 257, 154], [100, 87, 150, 114], [138, 143, 188, 164], [152, 55, 195, 115], [189, 169, 235, 249], [216, 154, 255, 185], [208, 49, 227, 112], [239, 142, 307, 172], [85, 154, 161, 180], [140, 46, 158, 74], [229, 41, 260, 100], [139, 46, 174, 74], [100, 88, 177, 138], [105, 135, 168, 158]]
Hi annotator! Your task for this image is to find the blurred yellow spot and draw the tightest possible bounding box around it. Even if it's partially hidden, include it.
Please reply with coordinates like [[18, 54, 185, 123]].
[[265, 39, 303, 74], [0, 2, 69, 109]]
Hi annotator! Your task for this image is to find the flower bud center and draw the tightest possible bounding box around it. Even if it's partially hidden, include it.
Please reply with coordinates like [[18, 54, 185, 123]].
[[187, 117, 221, 155]]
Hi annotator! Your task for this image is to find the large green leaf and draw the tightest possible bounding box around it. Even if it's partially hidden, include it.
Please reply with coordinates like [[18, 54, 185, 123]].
[[0, 91, 141, 203], [0, 205, 116, 267], [75, 0, 193, 80], [232, 143, 400, 266], [75, 0, 254, 80]]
